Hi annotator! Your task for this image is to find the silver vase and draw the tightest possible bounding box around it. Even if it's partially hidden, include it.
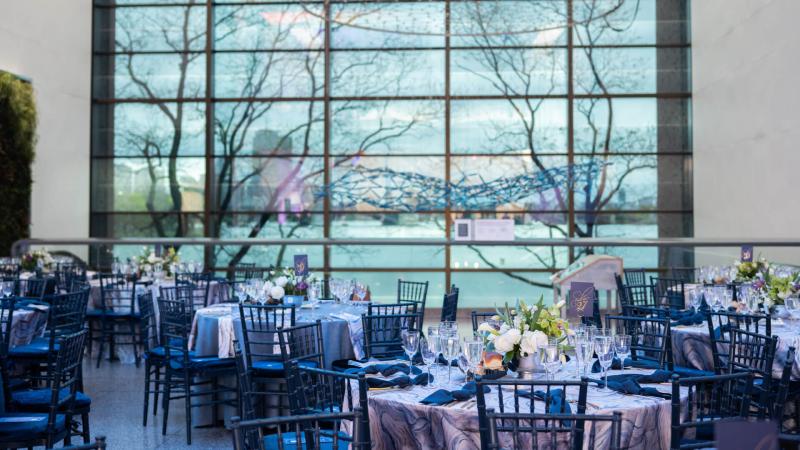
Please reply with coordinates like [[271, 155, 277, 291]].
[[516, 352, 545, 379]]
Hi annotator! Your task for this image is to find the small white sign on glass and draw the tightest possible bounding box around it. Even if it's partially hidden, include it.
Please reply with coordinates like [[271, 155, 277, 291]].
[[473, 219, 515, 241]]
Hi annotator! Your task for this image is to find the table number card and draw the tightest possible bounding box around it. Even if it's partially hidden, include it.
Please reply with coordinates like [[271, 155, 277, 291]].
[[567, 281, 595, 319], [715, 419, 777, 450], [741, 245, 754, 262], [294, 254, 308, 276]]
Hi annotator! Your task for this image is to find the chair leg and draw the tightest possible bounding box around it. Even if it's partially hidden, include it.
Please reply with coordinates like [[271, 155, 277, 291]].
[[95, 321, 106, 368], [162, 371, 171, 436], [132, 320, 141, 368], [86, 320, 94, 356], [212, 376, 219, 426], [81, 412, 90, 444], [184, 372, 192, 445], [153, 364, 162, 417], [143, 360, 151, 427]]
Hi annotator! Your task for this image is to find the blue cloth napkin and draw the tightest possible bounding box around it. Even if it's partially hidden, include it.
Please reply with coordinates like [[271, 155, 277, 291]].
[[420, 381, 489, 406], [366, 372, 430, 389], [591, 357, 661, 373], [671, 310, 706, 326], [589, 377, 671, 399], [346, 363, 421, 377], [606, 369, 672, 385]]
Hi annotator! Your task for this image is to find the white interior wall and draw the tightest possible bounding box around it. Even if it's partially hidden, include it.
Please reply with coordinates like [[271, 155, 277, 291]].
[[691, 0, 800, 265], [0, 0, 92, 257]]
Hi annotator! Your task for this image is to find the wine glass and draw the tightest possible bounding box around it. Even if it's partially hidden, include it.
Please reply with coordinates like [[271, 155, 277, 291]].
[[428, 326, 442, 380], [401, 329, 420, 365], [440, 321, 458, 337], [353, 281, 368, 301], [420, 337, 437, 385], [542, 343, 561, 381], [689, 289, 703, 312], [575, 335, 595, 377], [614, 334, 631, 372], [2, 281, 13, 299], [464, 337, 483, 377], [441, 334, 460, 384], [594, 336, 614, 390]]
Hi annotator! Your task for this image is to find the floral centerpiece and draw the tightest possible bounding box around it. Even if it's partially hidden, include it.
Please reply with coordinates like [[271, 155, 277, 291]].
[[735, 257, 769, 282], [136, 246, 180, 276], [761, 276, 799, 307], [477, 296, 569, 372], [20, 249, 54, 272], [266, 267, 314, 303]]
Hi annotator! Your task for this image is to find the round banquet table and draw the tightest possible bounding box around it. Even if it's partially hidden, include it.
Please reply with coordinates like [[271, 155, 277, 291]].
[[352, 363, 689, 450], [189, 301, 370, 426], [671, 319, 799, 379], [87, 278, 223, 311]]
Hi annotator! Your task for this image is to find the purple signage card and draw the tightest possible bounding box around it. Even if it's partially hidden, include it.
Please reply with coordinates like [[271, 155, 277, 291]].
[[741, 245, 754, 262], [294, 254, 308, 277], [715, 419, 777, 450], [568, 282, 595, 319]]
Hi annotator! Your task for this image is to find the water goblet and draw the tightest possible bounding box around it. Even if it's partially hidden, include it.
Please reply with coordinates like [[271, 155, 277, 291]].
[[542, 344, 561, 381], [2, 281, 13, 299], [401, 329, 420, 365], [420, 337, 437, 385], [441, 334, 461, 384], [464, 338, 483, 377], [594, 336, 614, 390], [428, 325, 442, 379], [614, 334, 631, 371]]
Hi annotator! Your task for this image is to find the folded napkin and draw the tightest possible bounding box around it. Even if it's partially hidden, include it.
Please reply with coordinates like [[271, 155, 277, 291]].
[[345, 363, 421, 377], [589, 377, 670, 399], [671, 309, 706, 326], [518, 389, 572, 425], [591, 357, 661, 373], [217, 316, 235, 359], [366, 372, 430, 389], [333, 313, 365, 361], [606, 370, 673, 385], [420, 382, 490, 406]]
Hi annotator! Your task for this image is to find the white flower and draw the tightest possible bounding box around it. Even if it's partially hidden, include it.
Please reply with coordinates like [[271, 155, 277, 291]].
[[518, 330, 548, 356], [147, 253, 157, 264], [493, 329, 521, 354], [498, 323, 510, 335], [269, 286, 285, 300], [477, 323, 496, 333], [275, 276, 289, 287]]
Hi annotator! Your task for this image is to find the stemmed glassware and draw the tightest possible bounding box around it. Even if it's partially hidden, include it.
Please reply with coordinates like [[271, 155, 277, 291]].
[[614, 334, 631, 372], [594, 336, 614, 390], [542, 342, 561, 381], [689, 289, 703, 312], [575, 335, 595, 377], [401, 329, 420, 365], [441, 334, 461, 384], [420, 337, 438, 385], [427, 325, 442, 381], [464, 337, 483, 379]]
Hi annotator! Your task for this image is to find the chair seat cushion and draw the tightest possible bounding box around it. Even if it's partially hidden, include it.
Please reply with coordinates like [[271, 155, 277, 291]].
[[251, 359, 319, 376], [8, 338, 55, 358], [0, 413, 67, 441], [263, 430, 351, 450], [10, 389, 91, 411], [169, 355, 236, 371]]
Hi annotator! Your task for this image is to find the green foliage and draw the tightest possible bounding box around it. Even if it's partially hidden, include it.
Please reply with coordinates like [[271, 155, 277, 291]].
[[0, 73, 37, 256]]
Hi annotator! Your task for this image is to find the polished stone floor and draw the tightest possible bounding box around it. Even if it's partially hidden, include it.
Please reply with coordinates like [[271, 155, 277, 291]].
[[82, 361, 232, 450]]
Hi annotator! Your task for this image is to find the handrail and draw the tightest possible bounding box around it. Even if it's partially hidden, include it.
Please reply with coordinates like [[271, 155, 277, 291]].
[[12, 237, 800, 256]]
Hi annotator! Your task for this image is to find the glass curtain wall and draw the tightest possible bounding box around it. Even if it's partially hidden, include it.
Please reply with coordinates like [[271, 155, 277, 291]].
[[91, 0, 692, 306]]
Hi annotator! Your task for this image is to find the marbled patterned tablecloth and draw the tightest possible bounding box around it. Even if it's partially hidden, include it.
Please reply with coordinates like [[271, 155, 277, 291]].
[[351, 362, 688, 450], [6, 307, 48, 348], [671, 320, 799, 379]]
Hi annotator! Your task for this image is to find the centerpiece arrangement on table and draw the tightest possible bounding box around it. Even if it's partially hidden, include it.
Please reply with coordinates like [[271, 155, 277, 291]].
[[20, 249, 54, 272], [134, 246, 180, 277], [730, 256, 800, 312], [475, 296, 570, 379], [263, 267, 313, 305]]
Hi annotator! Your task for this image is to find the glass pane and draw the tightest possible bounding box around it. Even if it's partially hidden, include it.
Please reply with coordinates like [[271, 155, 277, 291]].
[[330, 2, 445, 49], [211, 156, 325, 213], [92, 103, 206, 157], [329, 157, 446, 212], [215, 213, 324, 239], [214, 5, 325, 50], [450, 1, 568, 48], [449, 155, 569, 212], [91, 158, 205, 212], [215, 51, 323, 99], [214, 102, 324, 157], [213, 245, 325, 270], [93, 54, 206, 100], [452, 241, 569, 271], [332, 51, 444, 97], [330, 214, 446, 238], [573, 0, 688, 46], [451, 49, 567, 96], [450, 272, 555, 309], [575, 48, 689, 95], [330, 100, 444, 156], [451, 100, 567, 154], [91, 213, 205, 239], [97, 6, 207, 52], [331, 245, 445, 269]]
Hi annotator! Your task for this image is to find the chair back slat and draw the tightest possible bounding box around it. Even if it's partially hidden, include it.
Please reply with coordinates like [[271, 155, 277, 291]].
[[623, 268, 647, 286], [605, 315, 673, 370], [238, 304, 296, 366], [361, 310, 421, 359], [397, 279, 428, 323], [706, 310, 771, 374], [651, 277, 686, 309]]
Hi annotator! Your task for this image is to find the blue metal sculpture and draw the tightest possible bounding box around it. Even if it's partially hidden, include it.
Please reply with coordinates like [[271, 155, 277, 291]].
[[317, 159, 609, 212]]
